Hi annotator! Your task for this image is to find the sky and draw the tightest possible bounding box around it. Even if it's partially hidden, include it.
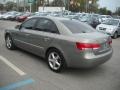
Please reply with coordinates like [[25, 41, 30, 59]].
[[98, 0, 120, 12]]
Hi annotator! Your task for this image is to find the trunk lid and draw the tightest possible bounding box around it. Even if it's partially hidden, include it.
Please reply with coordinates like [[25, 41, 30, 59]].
[[73, 32, 111, 55]]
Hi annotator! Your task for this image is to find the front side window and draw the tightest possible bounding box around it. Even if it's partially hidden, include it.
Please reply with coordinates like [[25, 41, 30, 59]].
[[21, 18, 37, 29], [35, 18, 59, 34]]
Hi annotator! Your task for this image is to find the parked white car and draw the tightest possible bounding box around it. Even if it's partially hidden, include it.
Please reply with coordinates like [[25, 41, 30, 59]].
[[99, 15, 112, 23], [0, 13, 3, 19], [96, 19, 120, 39], [2, 11, 18, 20]]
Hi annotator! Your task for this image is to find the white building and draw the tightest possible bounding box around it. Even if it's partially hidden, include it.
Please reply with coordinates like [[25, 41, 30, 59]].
[[38, 7, 65, 12]]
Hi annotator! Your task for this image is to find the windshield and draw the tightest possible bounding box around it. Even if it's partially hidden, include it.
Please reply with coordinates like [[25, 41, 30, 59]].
[[61, 20, 95, 34], [80, 16, 89, 22], [102, 19, 119, 26]]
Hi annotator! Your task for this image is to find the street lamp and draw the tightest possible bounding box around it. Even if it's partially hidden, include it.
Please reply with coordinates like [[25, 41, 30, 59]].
[[89, 0, 92, 4], [86, 0, 92, 13], [89, 0, 92, 13]]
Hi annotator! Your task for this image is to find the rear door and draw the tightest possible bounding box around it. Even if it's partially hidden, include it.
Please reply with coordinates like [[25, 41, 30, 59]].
[[32, 18, 60, 56]]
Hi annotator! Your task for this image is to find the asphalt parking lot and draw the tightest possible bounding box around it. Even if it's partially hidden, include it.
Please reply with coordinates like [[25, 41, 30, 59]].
[[0, 20, 120, 90]]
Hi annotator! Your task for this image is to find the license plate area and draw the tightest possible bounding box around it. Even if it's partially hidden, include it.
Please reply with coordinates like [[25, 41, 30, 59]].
[[93, 42, 110, 55], [99, 27, 106, 31], [99, 42, 110, 53]]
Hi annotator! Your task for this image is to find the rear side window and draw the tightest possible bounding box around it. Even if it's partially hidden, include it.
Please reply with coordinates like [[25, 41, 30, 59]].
[[61, 20, 95, 34]]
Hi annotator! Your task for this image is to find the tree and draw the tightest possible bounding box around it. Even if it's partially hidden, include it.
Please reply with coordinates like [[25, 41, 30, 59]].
[[5, 1, 17, 11], [89, 0, 99, 13], [115, 7, 120, 15], [98, 7, 112, 15], [51, 0, 64, 7], [0, 3, 4, 11], [67, 0, 99, 12]]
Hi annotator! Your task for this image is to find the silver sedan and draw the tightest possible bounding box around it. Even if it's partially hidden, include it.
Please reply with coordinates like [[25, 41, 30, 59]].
[[96, 19, 120, 39], [5, 17, 113, 72]]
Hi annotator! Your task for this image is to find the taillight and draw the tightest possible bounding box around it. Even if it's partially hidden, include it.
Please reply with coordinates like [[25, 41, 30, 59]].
[[108, 37, 112, 45], [76, 42, 100, 50]]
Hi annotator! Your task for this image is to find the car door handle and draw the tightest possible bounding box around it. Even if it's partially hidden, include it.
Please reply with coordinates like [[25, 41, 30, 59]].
[[44, 37, 50, 41]]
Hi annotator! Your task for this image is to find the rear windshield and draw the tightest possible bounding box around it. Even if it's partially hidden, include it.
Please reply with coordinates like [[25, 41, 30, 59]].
[[61, 20, 95, 34]]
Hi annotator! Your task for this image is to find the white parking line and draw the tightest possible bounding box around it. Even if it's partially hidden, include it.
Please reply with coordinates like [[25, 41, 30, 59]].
[[0, 55, 26, 76]]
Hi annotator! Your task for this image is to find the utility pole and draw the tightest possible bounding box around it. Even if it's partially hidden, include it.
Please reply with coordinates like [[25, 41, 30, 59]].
[[47, 0, 49, 6], [86, 0, 88, 13], [30, 3, 32, 12], [43, 0, 45, 12], [67, 0, 70, 11], [17, 0, 19, 11], [36, 0, 37, 12], [24, 0, 26, 12]]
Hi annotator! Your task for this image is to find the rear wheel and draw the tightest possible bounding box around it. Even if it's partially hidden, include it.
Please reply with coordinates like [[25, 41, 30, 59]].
[[5, 35, 15, 50], [46, 49, 66, 72], [113, 32, 118, 39]]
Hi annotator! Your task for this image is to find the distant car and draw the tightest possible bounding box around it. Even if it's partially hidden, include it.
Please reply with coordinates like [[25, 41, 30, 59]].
[[80, 14, 100, 28], [16, 13, 31, 22], [96, 19, 120, 39], [2, 13, 12, 20], [9, 12, 23, 21], [5, 17, 113, 72], [0, 13, 3, 19], [63, 15, 80, 20], [113, 16, 120, 19], [27, 12, 48, 19], [99, 15, 112, 23], [49, 12, 62, 17], [2, 11, 18, 20]]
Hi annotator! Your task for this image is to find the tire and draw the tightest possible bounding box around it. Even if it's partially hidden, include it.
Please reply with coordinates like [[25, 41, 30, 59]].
[[113, 32, 118, 39], [46, 49, 66, 72], [5, 35, 15, 50]]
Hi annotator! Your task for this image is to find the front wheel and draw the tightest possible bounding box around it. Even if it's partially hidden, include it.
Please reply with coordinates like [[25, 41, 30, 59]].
[[113, 32, 118, 39], [5, 35, 15, 50], [46, 49, 66, 72]]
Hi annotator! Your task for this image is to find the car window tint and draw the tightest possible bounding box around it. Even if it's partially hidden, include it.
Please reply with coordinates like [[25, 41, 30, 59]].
[[61, 20, 95, 34], [21, 18, 37, 29], [35, 18, 59, 34]]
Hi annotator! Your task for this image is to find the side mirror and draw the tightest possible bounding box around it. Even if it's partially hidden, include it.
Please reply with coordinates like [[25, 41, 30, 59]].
[[15, 25, 20, 29]]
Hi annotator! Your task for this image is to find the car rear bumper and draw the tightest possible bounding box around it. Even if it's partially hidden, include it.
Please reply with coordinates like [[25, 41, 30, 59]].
[[66, 48, 113, 68]]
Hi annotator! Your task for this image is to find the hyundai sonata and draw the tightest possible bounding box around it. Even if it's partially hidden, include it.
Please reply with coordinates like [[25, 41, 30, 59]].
[[5, 17, 113, 72]]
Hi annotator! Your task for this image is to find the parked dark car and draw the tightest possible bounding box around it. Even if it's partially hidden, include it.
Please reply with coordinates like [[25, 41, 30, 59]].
[[80, 14, 100, 28]]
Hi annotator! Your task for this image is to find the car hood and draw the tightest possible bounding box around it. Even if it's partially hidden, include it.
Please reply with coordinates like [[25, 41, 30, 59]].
[[98, 24, 117, 29]]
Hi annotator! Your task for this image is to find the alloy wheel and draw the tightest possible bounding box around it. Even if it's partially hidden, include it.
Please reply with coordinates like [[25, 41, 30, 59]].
[[48, 52, 61, 70], [6, 36, 12, 49]]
